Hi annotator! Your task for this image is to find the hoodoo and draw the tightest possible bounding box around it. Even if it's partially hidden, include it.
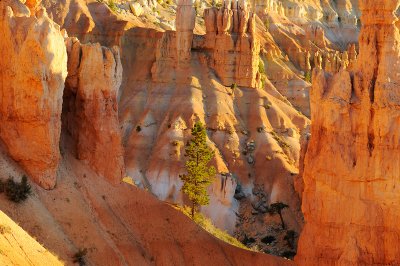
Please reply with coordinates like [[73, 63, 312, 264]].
[[296, 0, 400, 264], [0, 3, 67, 189]]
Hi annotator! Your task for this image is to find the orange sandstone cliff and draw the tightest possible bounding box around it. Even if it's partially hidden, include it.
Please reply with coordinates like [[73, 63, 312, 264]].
[[0, 2, 67, 189], [296, 0, 400, 264]]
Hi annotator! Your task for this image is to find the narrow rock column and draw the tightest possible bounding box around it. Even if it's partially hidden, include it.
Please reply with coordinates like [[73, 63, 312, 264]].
[[65, 38, 125, 184], [176, 0, 196, 69]]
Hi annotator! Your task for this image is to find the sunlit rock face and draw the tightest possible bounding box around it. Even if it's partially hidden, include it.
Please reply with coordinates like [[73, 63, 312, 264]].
[[203, 1, 261, 88], [64, 37, 125, 184], [296, 0, 400, 264], [0, 2, 67, 189]]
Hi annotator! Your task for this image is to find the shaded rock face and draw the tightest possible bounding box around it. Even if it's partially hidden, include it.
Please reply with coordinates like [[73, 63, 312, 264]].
[[64, 38, 125, 184], [0, 3, 67, 189], [203, 2, 260, 88], [296, 0, 400, 264]]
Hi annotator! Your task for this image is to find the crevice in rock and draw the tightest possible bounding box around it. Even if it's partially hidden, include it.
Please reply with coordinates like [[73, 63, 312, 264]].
[[369, 31, 380, 104]]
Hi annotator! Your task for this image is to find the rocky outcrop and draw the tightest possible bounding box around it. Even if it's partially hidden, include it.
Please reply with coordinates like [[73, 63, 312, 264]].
[[64, 37, 125, 184], [0, 2, 67, 189], [203, 1, 261, 88], [296, 0, 400, 264]]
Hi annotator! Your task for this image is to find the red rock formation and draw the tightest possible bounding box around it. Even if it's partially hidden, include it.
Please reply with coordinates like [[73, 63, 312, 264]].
[[64, 37, 125, 184], [203, 1, 260, 88], [296, 0, 400, 264], [0, 3, 67, 189]]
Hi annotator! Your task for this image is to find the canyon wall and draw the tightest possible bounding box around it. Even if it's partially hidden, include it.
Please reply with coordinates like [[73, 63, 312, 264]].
[[0, 0, 125, 189], [0, 3, 67, 189], [296, 0, 400, 264]]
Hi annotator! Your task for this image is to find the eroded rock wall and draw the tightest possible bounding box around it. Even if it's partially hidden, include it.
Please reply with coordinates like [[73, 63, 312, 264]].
[[64, 37, 125, 184], [0, 3, 67, 189], [296, 0, 400, 264], [203, 1, 260, 88]]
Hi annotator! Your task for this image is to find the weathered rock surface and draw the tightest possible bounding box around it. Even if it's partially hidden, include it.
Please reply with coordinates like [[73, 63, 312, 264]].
[[0, 2, 67, 189], [296, 0, 400, 264], [203, 1, 261, 88], [151, 0, 196, 83], [64, 37, 125, 184]]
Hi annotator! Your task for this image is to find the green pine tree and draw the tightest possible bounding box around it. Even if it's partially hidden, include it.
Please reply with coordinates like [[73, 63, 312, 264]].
[[180, 121, 216, 218]]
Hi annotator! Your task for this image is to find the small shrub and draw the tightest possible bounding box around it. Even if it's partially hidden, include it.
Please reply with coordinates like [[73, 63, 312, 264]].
[[258, 59, 265, 74], [136, 125, 142, 132], [242, 235, 256, 246], [257, 127, 264, 133], [4, 176, 31, 203], [171, 140, 179, 146], [261, 235, 276, 245], [264, 19, 270, 31], [284, 230, 298, 249], [73, 248, 88, 266], [0, 225, 11, 235], [230, 83, 238, 91], [270, 131, 291, 149], [212, 0, 222, 8], [304, 71, 312, 83], [107, 0, 117, 12], [281, 250, 296, 259], [260, 76, 267, 89]]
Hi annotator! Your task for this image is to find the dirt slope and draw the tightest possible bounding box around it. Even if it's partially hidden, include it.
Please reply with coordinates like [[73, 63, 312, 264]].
[[0, 211, 63, 266], [0, 137, 292, 266]]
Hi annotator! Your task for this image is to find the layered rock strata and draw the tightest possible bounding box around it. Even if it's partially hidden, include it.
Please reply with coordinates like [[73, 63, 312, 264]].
[[296, 0, 400, 264], [0, 3, 67, 189], [64, 37, 125, 184]]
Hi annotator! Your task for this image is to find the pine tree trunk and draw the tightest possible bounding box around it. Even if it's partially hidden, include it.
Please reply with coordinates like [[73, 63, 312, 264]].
[[191, 202, 195, 219], [279, 212, 285, 230]]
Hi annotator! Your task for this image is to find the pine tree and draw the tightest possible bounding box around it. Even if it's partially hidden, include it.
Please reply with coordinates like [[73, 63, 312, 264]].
[[180, 121, 216, 218], [269, 202, 289, 229]]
